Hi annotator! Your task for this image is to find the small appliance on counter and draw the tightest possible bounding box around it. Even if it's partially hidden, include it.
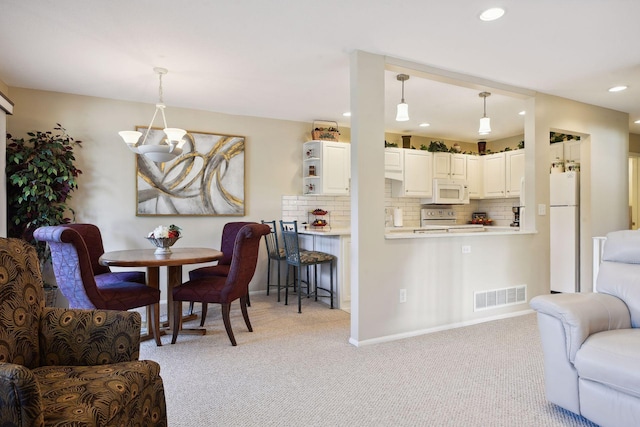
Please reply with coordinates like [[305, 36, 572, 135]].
[[470, 212, 493, 226], [511, 206, 520, 227]]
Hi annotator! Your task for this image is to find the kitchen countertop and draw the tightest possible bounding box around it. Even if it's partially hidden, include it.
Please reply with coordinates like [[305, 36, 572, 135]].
[[298, 227, 351, 236], [385, 226, 533, 239], [297, 226, 533, 238]]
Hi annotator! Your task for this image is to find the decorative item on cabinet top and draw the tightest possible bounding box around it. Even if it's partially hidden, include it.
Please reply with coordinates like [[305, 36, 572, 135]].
[[311, 120, 340, 142]]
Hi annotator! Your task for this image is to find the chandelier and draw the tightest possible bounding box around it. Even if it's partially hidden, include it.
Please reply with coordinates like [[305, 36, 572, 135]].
[[119, 67, 187, 163]]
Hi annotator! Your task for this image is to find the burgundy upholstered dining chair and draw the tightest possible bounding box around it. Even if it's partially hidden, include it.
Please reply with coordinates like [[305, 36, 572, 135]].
[[65, 223, 146, 286], [34, 225, 162, 346], [171, 223, 270, 346], [188, 221, 254, 325]]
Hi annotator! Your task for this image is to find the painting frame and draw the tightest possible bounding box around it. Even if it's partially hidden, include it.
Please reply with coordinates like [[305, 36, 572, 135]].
[[135, 127, 245, 216]]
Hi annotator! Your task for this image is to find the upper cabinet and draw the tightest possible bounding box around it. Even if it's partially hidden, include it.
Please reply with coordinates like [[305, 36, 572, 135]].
[[550, 140, 581, 165], [505, 150, 525, 197], [481, 149, 525, 199], [467, 155, 483, 199], [483, 153, 506, 198], [433, 152, 466, 180], [303, 140, 350, 195], [392, 149, 433, 197], [384, 147, 404, 180]]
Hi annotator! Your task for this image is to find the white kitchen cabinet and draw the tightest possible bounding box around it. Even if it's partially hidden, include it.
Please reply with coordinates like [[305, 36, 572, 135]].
[[550, 143, 564, 164], [384, 147, 403, 180], [392, 149, 433, 197], [483, 152, 506, 198], [549, 140, 581, 165], [466, 155, 483, 198], [298, 232, 350, 312], [564, 140, 581, 162], [433, 152, 451, 179], [340, 237, 351, 310], [451, 153, 467, 180], [505, 150, 525, 197], [432, 152, 466, 180], [302, 140, 350, 195]]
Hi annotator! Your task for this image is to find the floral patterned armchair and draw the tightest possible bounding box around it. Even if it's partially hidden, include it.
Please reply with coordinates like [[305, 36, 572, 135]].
[[0, 237, 167, 426]]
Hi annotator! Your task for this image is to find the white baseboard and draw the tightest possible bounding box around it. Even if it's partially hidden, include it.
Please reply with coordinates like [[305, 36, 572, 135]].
[[349, 309, 534, 347]]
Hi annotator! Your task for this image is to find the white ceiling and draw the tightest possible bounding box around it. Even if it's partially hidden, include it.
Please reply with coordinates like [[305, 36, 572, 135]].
[[1, 1, 639, 143]]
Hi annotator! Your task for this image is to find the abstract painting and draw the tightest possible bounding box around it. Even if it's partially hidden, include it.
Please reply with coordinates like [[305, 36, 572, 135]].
[[136, 128, 245, 216]]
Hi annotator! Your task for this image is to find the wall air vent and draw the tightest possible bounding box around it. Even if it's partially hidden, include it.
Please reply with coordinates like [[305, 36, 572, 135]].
[[474, 285, 527, 311]]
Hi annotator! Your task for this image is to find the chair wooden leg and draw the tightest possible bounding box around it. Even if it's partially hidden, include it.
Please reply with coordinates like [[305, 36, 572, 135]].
[[200, 303, 208, 327], [247, 292, 251, 307], [171, 301, 183, 344], [240, 295, 253, 332], [221, 303, 237, 346], [188, 301, 195, 315], [151, 302, 161, 346]]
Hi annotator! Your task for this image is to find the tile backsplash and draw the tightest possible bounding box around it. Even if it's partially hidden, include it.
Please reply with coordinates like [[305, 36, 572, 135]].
[[282, 179, 521, 228]]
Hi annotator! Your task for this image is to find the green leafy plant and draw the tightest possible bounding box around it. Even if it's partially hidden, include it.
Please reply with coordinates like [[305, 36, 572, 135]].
[[427, 140, 449, 152], [6, 124, 83, 261]]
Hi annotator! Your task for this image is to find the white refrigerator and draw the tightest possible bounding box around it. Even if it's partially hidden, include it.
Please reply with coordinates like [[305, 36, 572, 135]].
[[550, 172, 580, 293]]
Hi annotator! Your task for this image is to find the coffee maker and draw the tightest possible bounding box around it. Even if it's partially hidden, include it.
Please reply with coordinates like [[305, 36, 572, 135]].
[[511, 206, 520, 227]]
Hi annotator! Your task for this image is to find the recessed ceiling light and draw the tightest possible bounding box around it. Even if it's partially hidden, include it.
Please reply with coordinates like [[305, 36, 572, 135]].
[[479, 7, 505, 21], [342, 112, 351, 117], [608, 85, 628, 92], [419, 123, 430, 127], [635, 119, 640, 124], [518, 111, 526, 116]]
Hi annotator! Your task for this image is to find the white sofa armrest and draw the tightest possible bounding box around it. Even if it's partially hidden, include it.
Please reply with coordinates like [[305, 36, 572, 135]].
[[530, 293, 630, 363]]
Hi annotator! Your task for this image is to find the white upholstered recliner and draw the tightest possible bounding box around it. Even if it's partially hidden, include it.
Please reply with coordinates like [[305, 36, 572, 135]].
[[530, 230, 640, 427]]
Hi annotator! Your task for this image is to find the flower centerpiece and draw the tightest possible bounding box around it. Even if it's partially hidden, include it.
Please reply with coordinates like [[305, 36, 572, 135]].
[[146, 224, 182, 254]]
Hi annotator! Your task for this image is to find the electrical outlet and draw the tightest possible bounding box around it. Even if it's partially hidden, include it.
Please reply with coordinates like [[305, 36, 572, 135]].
[[399, 289, 407, 303], [538, 204, 546, 215], [462, 245, 471, 254]]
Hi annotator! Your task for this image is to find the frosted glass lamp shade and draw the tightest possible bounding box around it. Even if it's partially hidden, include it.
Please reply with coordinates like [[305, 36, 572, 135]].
[[137, 145, 183, 163], [396, 102, 409, 122], [119, 131, 142, 153], [164, 128, 187, 142], [478, 117, 491, 135]]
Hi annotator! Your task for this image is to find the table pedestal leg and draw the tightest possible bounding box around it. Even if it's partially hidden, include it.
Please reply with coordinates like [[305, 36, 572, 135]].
[[141, 266, 165, 343], [167, 265, 203, 335]]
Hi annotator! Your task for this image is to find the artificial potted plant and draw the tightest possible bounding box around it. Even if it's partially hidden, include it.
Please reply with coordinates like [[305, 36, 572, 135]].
[[5, 124, 83, 304]]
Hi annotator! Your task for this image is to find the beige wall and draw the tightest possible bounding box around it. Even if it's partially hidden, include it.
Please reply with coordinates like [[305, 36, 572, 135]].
[[630, 133, 640, 153], [6, 87, 310, 298], [2, 77, 631, 344], [349, 52, 629, 345]]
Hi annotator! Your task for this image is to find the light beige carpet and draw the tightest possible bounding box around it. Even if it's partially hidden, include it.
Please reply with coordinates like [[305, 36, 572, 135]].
[[139, 294, 597, 427]]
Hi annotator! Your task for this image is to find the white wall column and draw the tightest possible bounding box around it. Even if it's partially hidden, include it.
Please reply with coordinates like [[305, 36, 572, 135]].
[[349, 51, 385, 344]]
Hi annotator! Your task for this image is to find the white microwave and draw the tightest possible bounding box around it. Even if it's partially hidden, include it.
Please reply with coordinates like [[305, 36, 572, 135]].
[[421, 179, 470, 205]]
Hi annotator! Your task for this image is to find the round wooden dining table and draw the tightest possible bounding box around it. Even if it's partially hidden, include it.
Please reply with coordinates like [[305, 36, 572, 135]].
[[99, 247, 222, 343]]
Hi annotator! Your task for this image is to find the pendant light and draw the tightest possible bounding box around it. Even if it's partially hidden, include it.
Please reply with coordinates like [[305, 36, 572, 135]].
[[478, 91, 492, 135], [119, 67, 187, 163], [395, 74, 410, 122]]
